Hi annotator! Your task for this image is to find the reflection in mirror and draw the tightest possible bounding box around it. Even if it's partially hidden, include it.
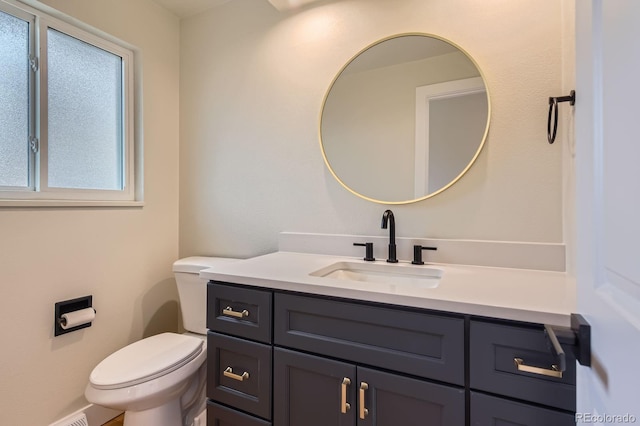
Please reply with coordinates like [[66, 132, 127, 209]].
[[320, 34, 490, 204]]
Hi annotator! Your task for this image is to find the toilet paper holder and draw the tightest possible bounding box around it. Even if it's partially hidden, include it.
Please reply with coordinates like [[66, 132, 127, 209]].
[[54, 295, 96, 336]]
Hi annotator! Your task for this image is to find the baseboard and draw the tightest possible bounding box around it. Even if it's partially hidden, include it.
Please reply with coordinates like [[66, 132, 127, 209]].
[[49, 404, 123, 426]]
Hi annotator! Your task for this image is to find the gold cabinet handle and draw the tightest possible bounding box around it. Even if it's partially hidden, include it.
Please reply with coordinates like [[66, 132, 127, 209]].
[[223, 366, 249, 381], [359, 382, 369, 419], [514, 357, 563, 378], [223, 306, 249, 319], [340, 377, 351, 413]]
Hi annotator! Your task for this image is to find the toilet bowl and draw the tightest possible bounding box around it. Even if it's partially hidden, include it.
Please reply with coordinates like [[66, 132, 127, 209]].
[[85, 257, 238, 426], [86, 332, 206, 425]]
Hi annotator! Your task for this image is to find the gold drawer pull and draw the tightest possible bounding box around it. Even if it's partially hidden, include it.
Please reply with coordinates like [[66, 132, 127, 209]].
[[359, 382, 369, 419], [514, 357, 563, 378], [224, 366, 249, 381], [340, 377, 351, 413], [223, 306, 249, 319]]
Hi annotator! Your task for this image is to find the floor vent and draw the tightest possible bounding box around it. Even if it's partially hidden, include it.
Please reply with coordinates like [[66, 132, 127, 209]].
[[51, 412, 88, 426]]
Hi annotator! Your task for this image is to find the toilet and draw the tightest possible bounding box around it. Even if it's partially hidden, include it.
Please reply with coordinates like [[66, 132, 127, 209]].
[[85, 257, 238, 426]]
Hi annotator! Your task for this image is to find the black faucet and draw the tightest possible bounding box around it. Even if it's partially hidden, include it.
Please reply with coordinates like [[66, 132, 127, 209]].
[[381, 210, 398, 263]]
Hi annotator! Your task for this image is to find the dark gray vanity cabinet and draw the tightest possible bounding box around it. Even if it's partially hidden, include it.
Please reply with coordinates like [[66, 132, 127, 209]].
[[206, 281, 576, 426]]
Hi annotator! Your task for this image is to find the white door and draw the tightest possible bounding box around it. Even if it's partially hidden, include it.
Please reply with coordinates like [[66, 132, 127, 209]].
[[575, 0, 640, 422]]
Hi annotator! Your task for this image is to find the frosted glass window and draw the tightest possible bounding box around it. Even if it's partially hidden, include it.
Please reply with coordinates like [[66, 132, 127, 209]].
[[47, 28, 124, 190], [0, 2, 137, 203], [0, 10, 29, 188]]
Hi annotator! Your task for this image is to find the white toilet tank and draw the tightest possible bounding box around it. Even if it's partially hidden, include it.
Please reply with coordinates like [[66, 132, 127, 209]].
[[173, 256, 239, 335]]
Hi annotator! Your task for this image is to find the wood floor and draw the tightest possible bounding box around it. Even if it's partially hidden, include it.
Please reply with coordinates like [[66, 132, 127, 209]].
[[102, 414, 124, 426]]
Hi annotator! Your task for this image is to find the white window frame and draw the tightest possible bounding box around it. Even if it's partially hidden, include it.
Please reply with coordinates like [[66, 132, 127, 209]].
[[0, 0, 142, 207]]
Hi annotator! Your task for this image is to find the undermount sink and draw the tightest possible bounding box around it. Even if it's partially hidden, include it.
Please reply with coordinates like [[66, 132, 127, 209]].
[[309, 261, 443, 288]]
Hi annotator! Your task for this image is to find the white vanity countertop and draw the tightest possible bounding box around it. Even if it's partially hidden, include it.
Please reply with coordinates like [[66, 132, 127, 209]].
[[200, 251, 576, 327]]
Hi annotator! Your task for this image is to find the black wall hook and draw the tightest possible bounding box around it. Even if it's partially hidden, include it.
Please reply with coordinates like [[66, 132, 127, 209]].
[[547, 90, 575, 144]]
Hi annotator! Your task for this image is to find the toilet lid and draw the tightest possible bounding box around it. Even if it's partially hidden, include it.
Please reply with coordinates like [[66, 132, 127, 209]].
[[90, 333, 203, 390]]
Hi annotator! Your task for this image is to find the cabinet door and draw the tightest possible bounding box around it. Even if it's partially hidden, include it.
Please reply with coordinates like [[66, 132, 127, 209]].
[[357, 367, 465, 426], [274, 347, 356, 426]]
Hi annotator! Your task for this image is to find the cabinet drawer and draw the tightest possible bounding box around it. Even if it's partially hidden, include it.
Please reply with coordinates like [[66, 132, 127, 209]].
[[274, 293, 465, 385], [471, 392, 574, 426], [207, 332, 272, 420], [470, 320, 576, 411], [207, 401, 272, 426], [207, 282, 272, 343]]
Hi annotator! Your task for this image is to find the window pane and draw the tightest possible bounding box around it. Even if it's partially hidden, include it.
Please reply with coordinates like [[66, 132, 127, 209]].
[[0, 10, 30, 188], [47, 28, 124, 190]]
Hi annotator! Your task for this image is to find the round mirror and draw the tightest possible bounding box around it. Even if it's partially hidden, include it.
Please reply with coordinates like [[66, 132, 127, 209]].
[[320, 34, 490, 204]]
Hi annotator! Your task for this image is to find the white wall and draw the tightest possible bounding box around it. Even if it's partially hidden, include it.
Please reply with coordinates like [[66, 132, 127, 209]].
[[180, 0, 574, 258], [0, 1, 181, 424]]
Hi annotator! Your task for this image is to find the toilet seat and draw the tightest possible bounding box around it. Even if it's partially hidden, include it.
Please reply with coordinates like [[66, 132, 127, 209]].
[[89, 333, 203, 390]]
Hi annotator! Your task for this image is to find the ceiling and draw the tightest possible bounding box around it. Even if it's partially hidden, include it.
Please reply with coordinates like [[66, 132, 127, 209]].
[[153, 0, 324, 17], [152, 0, 232, 18]]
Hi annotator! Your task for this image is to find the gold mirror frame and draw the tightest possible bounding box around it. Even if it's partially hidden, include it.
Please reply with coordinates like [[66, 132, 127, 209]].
[[319, 33, 491, 205]]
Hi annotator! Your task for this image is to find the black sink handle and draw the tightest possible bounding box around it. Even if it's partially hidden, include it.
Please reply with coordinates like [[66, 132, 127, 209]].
[[353, 242, 375, 262]]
